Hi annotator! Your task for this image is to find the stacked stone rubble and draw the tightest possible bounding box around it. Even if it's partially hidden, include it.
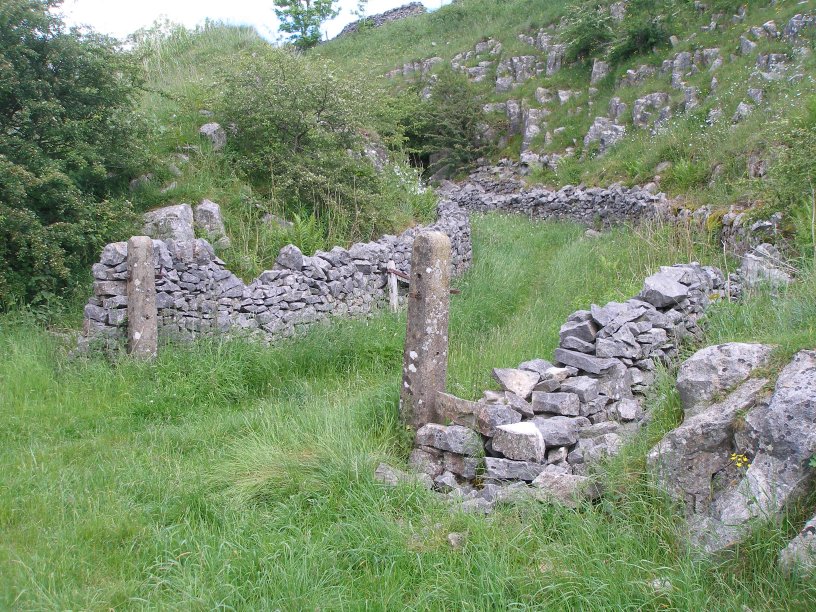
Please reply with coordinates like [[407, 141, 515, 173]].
[[447, 180, 663, 226], [409, 262, 727, 510], [446, 163, 785, 253], [337, 2, 426, 38], [79, 200, 471, 351]]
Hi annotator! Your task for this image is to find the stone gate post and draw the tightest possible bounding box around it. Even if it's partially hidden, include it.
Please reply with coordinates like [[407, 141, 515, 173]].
[[127, 236, 158, 359], [399, 231, 451, 430]]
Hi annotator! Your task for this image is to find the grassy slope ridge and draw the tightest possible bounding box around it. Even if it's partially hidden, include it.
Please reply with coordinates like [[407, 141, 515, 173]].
[[318, 0, 816, 216], [2, 216, 816, 608]]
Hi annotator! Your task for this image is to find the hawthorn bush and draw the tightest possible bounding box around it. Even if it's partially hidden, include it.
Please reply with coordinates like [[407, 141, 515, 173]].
[[213, 47, 432, 245], [0, 0, 145, 306]]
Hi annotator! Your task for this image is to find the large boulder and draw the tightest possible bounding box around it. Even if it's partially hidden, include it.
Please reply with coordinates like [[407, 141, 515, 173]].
[[647, 377, 769, 515], [652, 350, 816, 553], [143, 204, 195, 242], [193, 199, 230, 249], [676, 343, 774, 417]]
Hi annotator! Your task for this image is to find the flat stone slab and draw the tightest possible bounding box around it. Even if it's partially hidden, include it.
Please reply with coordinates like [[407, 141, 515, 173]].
[[492, 422, 546, 462], [532, 391, 580, 416], [554, 348, 620, 375], [492, 368, 540, 400], [559, 319, 599, 344], [415, 424, 482, 456], [532, 416, 584, 446], [639, 271, 689, 307], [374, 463, 433, 489], [484, 457, 547, 481], [559, 376, 600, 402], [436, 392, 480, 424], [475, 403, 522, 436], [531, 472, 600, 508], [518, 358, 554, 376]]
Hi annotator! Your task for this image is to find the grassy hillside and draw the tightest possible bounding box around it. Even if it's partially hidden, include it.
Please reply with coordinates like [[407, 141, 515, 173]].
[[313, 0, 571, 78], [2, 215, 816, 608], [317, 0, 816, 229], [4, 2, 816, 607]]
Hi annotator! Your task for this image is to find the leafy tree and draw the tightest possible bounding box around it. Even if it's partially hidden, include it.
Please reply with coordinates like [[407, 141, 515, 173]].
[[273, 0, 340, 49], [0, 0, 145, 306], [405, 68, 493, 178]]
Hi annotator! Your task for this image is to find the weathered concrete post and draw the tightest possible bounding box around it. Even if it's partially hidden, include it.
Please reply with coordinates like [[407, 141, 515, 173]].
[[399, 231, 451, 430], [127, 236, 158, 359]]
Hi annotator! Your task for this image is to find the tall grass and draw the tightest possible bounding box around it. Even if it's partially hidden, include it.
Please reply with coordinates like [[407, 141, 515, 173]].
[[3, 215, 815, 608]]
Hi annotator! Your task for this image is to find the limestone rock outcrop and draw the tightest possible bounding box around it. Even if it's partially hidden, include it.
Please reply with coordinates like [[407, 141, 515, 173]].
[[651, 350, 816, 554], [676, 343, 773, 417]]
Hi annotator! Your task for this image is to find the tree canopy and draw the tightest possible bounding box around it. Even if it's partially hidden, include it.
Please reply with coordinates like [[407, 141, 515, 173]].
[[0, 0, 145, 305], [273, 0, 340, 49]]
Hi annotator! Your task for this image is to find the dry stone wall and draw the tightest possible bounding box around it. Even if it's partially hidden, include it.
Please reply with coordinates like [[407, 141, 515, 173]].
[[445, 175, 664, 226], [405, 261, 728, 512], [445, 162, 786, 253], [79, 201, 471, 351]]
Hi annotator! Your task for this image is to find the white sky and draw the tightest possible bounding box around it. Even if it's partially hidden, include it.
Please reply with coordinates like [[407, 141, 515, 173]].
[[59, 0, 452, 42]]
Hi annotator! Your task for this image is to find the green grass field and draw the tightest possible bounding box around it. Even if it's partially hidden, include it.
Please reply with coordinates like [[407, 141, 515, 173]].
[[3, 214, 816, 609]]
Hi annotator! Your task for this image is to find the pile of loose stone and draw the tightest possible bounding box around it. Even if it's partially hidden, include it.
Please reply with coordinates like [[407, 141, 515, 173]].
[[79, 200, 472, 351], [391, 262, 727, 512], [337, 2, 426, 38]]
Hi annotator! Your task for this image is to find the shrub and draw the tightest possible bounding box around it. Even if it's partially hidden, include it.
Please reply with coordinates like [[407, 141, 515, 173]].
[[0, 0, 146, 306], [213, 47, 429, 246], [403, 67, 494, 177], [608, 0, 673, 64], [561, 2, 615, 62]]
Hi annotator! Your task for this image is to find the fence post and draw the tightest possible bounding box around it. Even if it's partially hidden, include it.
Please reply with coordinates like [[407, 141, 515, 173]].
[[127, 236, 158, 359], [388, 259, 399, 313], [399, 231, 451, 430]]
